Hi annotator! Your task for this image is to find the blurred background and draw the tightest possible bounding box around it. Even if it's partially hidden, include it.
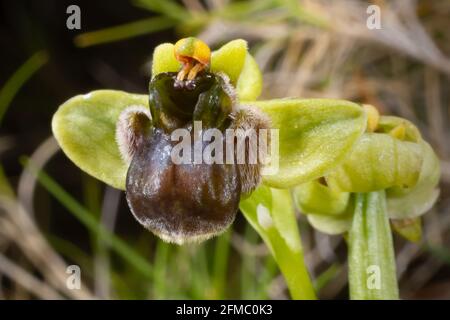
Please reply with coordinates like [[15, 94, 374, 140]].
[[0, 0, 449, 299]]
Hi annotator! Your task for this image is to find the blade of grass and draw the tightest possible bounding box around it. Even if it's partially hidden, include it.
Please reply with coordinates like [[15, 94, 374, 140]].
[[278, 0, 328, 27], [82, 175, 102, 257], [240, 224, 258, 299], [111, 271, 141, 299], [152, 240, 171, 299], [0, 51, 48, 125], [81, 174, 109, 298], [20, 157, 154, 280], [211, 229, 231, 299], [190, 244, 211, 299], [133, 0, 188, 21], [74, 17, 176, 48], [82, 175, 102, 217], [215, 0, 276, 20], [256, 254, 278, 299], [314, 263, 341, 293]]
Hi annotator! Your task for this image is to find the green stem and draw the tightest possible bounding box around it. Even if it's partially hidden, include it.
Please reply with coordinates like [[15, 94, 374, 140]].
[[348, 191, 399, 300], [240, 186, 316, 300], [269, 223, 316, 300]]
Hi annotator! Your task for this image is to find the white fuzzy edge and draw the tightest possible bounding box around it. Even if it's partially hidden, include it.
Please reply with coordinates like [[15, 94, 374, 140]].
[[115, 105, 151, 163], [131, 214, 234, 245], [216, 71, 239, 112]]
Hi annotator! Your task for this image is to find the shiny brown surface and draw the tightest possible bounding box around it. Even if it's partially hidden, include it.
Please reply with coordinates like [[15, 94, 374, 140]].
[[126, 129, 240, 243]]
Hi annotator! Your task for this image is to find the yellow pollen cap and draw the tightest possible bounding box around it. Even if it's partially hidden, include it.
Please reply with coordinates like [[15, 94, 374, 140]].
[[174, 37, 211, 66]]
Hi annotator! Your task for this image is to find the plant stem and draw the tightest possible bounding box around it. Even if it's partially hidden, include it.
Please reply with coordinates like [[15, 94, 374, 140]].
[[348, 191, 399, 299], [270, 225, 316, 300], [240, 186, 316, 299]]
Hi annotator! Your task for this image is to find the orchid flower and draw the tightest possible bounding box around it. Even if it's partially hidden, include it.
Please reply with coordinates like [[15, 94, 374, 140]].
[[52, 38, 439, 300]]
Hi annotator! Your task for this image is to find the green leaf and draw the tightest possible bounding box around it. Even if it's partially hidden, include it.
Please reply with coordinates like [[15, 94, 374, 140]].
[[251, 99, 367, 188], [294, 180, 350, 216], [52, 90, 148, 190], [386, 141, 440, 219], [151, 43, 181, 78], [237, 53, 263, 101], [211, 39, 248, 85], [239, 185, 316, 299], [326, 133, 423, 193], [348, 191, 399, 300]]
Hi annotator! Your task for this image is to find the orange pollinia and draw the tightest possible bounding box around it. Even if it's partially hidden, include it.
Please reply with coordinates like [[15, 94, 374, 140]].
[[174, 37, 211, 81]]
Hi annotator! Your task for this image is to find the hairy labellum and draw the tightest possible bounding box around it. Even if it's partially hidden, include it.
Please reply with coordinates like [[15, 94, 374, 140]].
[[126, 128, 241, 244], [117, 72, 270, 244]]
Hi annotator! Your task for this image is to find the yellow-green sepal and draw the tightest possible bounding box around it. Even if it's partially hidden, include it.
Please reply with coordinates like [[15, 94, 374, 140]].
[[52, 90, 148, 190], [151, 43, 181, 78], [252, 99, 367, 188], [236, 52, 262, 101], [210, 39, 247, 85]]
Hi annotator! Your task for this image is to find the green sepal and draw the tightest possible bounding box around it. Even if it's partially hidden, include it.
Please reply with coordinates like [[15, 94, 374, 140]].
[[151, 43, 181, 78], [52, 90, 148, 190], [252, 99, 367, 188], [237, 53, 263, 101], [210, 39, 247, 85]]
